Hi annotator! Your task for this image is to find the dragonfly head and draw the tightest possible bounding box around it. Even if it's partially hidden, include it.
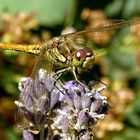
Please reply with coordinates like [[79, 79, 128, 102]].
[[72, 47, 95, 74]]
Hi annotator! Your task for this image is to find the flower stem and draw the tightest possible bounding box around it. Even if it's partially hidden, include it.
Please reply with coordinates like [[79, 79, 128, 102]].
[[40, 127, 45, 140]]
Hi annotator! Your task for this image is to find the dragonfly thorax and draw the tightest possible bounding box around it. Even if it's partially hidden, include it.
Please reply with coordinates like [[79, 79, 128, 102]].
[[46, 37, 76, 67]]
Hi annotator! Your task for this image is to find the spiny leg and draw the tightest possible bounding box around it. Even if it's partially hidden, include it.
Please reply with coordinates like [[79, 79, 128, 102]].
[[53, 67, 88, 87], [52, 68, 70, 81], [72, 67, 88, 87]]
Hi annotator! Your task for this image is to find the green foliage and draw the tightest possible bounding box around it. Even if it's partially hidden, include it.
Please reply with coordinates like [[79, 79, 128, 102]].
[[105, 0, 140, 18], [0, 0, 76, 26]]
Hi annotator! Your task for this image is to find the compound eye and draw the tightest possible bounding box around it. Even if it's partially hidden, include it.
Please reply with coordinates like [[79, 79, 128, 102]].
[[75, 48, 93, 61], [75, 49, 86, 61], [83, 48, 93, 57]]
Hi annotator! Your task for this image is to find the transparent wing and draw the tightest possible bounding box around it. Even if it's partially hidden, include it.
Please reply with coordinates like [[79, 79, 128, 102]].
[[60, 19, 140, 83], [15, 45, 56, 130], [63, 19, 140, 49]]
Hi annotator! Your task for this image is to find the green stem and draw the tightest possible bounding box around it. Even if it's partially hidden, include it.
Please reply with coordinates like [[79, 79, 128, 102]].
[[40, 127, 45, 140]]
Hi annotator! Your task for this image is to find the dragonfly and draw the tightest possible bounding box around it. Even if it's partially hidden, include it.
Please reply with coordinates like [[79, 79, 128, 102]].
[[0, 19, 140, 81], [1, 19, 140, 135]]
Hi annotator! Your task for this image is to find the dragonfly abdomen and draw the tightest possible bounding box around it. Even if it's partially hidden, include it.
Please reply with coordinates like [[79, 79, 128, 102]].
[[0, 42, 41, 54]]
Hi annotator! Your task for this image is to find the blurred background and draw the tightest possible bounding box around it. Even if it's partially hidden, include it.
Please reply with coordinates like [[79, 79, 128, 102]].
[[0, 0, 140, 140]]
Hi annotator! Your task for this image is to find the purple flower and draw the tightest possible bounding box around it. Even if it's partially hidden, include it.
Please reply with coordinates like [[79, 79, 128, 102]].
[[76, 110, 89, 130], [52, 80, 110, 139], [15, 69, 111, 139], [15, 69, 64, 139]]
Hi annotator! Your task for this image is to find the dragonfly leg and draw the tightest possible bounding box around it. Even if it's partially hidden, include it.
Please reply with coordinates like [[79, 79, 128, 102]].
[[53, 67, 87, 87], [72, 68, 87, 87], [53, 68, 70, 80], [72, 67, 78, 81]]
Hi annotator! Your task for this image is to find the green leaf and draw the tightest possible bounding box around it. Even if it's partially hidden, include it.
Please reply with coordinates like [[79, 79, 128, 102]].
[[0, 0, 76, 26]]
